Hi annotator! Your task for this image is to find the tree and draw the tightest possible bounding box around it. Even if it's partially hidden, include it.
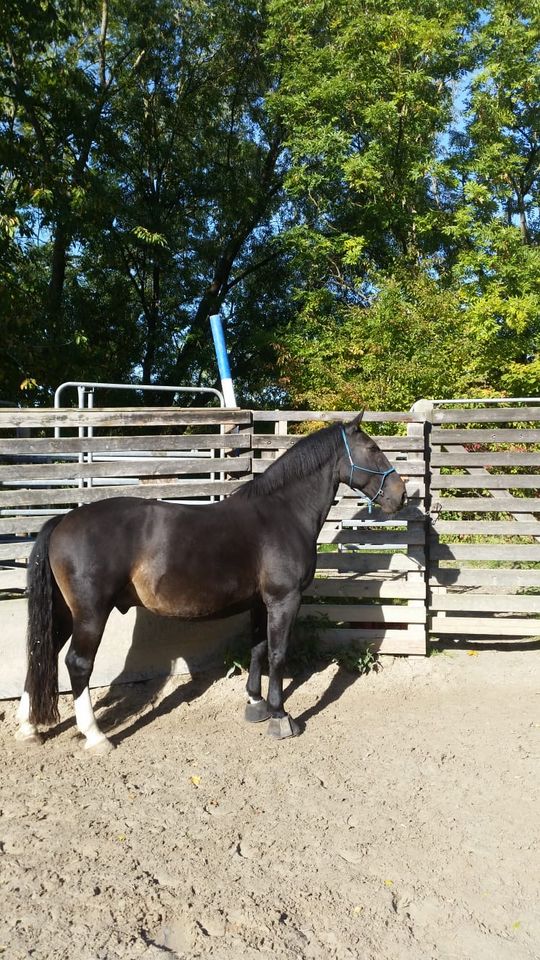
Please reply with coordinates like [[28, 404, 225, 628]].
[[447, 0, 540, 395], [1, 0, 538, 410], [265, 0, 476, 408], [0, 0, 287, 403]]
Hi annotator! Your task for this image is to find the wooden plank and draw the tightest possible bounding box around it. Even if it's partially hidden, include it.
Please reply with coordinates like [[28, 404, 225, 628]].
[[0, 540, 33, 561], [431, 497, 540, 513], [316, 628, 426, 655], [252, 410, 422, 423], [0, 407, 250, 429], [431, 543, 540, 561], [0, 513, 424, 548], [430, 616, 540, 636], [431, 474, 540, 490], [431, 428, 540, 444], [339, 482, 425, 500], [0, 434, 252, 455], [431, 520, 540, 535], [300, 603, 426, 623], [4, 496, 414, 533], [430, 568, 540, 587], [305, 579, 425, 599], [0, 550, 429, 581], [251, 435, 424, 451], [0, 456, 251, 482], [432, 452, 540, 467], [430, 593, 540, 613], [432, 407, 540, 424], [0, 479, 245, 507], [253, 459, 425, 476], [336, 485, 424, 503], [253, 411, 358, 423], [0, 515, 62, 536], [326, 502, 424, 522], [318, 524, 425, 545], [316, 552, 425, 573]]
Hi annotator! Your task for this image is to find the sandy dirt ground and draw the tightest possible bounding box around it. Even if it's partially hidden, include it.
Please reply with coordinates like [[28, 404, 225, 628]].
[[1, 648, 539, 960]]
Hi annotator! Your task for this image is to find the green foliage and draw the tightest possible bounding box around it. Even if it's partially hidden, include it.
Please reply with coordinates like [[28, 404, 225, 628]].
[[0, 0, 538, 409], [330, 643, 381, 676], [276, 266, 472, 410], [270, 0, 539, 408], [0, 0, 286, 403], [224, 642, 251, 679], [224, 613, 331, 679]]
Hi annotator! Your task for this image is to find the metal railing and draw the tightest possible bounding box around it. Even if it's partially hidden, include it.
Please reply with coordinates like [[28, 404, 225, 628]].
[[52, 381, 226, 492]]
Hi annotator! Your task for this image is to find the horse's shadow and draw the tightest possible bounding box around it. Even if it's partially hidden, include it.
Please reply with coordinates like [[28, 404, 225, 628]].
[[95, 666, 221, 747], [93, 653, 362, 746], [93, 607, 241, 746], [46, 607, 371, 746], [284, 662, 359, 730]]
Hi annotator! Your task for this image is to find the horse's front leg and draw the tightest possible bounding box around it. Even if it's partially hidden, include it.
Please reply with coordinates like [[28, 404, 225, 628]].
[[245, 599, 272, 723], [265, 591, 302, 739]]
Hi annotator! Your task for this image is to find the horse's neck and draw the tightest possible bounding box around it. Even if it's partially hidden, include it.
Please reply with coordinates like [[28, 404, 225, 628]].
[[279, 460, 339, 540]]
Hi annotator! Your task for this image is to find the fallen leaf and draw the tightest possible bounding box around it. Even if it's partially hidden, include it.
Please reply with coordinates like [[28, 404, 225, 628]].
[[384, 879, 394, 887], [190, 775, 201, 787], [117, 835, 126, 842], [467, 650, 479, 657]]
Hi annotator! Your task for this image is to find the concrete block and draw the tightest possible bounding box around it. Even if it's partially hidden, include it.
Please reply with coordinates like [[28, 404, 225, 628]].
[[0, 598, 249, 700]]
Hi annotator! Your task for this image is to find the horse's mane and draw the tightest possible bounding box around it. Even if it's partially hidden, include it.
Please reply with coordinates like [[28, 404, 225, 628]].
[[236, 422, 342, 499]]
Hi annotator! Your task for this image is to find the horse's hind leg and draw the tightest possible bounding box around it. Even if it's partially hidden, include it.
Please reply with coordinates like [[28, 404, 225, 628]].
[[16, 690, 43, 744], [65, 611, 113, 755]]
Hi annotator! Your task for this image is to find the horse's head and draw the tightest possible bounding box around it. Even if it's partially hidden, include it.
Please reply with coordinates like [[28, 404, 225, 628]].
[[338, 413, 406, 514]]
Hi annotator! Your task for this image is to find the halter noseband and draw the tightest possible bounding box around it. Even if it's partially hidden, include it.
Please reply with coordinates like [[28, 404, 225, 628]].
[[341, 427, 396, 514]]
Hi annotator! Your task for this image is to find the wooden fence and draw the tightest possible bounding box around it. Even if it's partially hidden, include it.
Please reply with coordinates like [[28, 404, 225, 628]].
[[1, 403, 540, 665], [428, 405, 540, 641]]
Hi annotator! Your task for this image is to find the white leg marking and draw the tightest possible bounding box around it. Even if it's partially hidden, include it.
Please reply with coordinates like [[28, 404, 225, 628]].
[[17, 691, 30, 722], [74, 688, 108, 749], [15, 691, 40, 742], [249, 695, 263, 704]]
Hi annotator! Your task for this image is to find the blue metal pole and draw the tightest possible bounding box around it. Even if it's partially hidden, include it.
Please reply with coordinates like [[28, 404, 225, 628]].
[[209, 313, 237, 408]]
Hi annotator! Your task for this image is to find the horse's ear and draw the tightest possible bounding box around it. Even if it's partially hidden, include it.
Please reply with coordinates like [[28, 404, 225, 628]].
[[345, 411, 364, 432]]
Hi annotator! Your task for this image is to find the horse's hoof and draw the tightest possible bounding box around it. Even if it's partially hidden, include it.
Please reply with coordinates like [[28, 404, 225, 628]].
[[266, 714, 301, 739], [83, 737, 115, 757], [245, 699, 271, 723], [14, 727, 43, 746]]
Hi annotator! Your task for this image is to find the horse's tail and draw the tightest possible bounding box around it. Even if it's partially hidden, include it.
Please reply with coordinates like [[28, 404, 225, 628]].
[[26, 515, 64, 725]]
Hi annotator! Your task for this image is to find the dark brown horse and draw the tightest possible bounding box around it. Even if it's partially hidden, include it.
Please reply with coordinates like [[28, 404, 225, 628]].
[[16, 413, 405, 753]]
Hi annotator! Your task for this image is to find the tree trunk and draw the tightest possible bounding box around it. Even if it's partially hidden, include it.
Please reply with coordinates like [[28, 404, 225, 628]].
[[142, 260, 160, 385], [517, 192, 529, 245], [47, 220, 68, 324], [168, 244, 239, 387]]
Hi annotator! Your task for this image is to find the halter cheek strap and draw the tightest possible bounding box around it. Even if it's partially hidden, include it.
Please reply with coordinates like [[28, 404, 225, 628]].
[[341, 427, 396, 514]]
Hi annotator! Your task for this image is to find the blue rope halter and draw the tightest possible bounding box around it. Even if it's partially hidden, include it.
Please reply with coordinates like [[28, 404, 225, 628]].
[[341, 427, 396, 514]]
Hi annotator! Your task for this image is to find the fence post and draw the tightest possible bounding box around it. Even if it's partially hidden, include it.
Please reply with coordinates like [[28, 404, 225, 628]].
[[408, 401, 433, 653]]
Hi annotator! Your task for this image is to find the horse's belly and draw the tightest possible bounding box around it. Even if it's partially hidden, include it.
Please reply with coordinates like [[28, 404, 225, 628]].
[[131, 567, 254, 619]]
